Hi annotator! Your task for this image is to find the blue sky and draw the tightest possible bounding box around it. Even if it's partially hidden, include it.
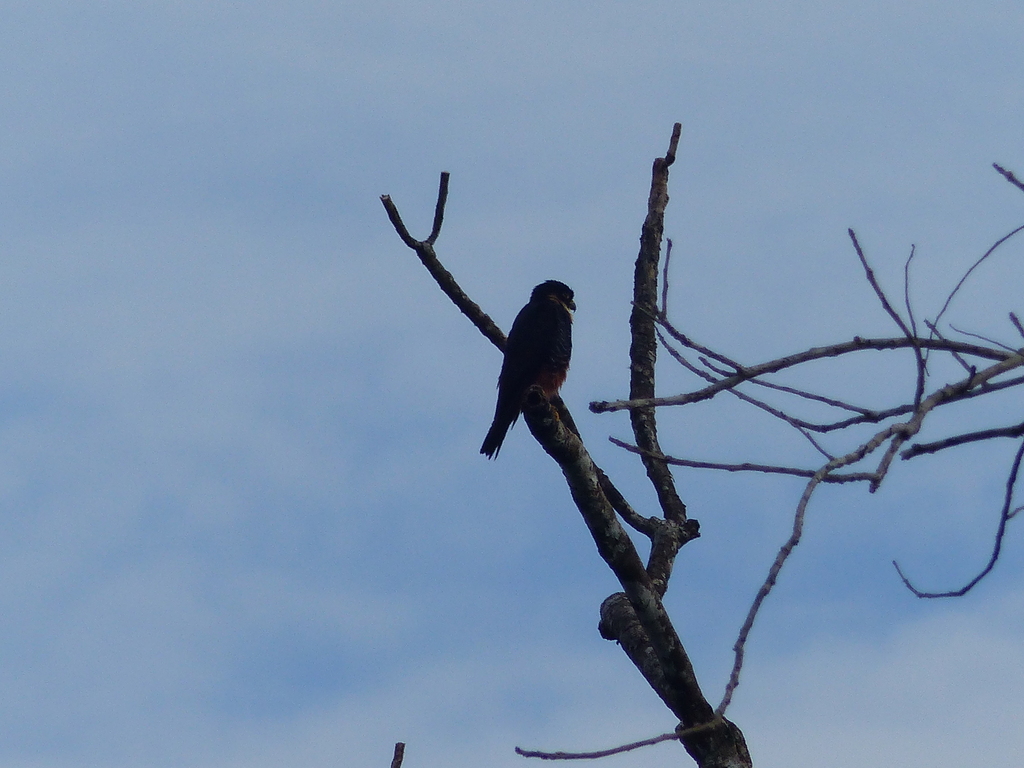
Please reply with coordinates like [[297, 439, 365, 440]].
[[1, 2, 1023, 766]]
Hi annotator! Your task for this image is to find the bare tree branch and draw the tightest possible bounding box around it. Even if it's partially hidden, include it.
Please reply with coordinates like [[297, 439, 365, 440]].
[[895, 440, 1024, 597], [516, 731, 681, 760], [595, 466, 661, 536], [381, 174, 506, 351], [703, 363, 873, 417], [655, 313, 914, 432], [902, 420, 1024, 459], [661, 239, 674, 316], [933, 221, 1024, 330], [628, 123, 690, 591], [609, 437, 873, 483], [1010, 312, 1024, 342], [993, 162, 1024, 194], [657, 330, 835, 459], [717, 419, 905, 714], [656, 312, 1024, 450], [924, 320, 975, 373], [848, 229, 915, 341], [652, 306, 748, 376], [948, 324, 1019, 353], [591, 336, 1013, 414], [520, 387, 747, 764], [390, 742, 406, 768], [904, 244, 919, 338], [426, 173, 449, 245], [515, 718, 728, 761], [867, 352, 1024, 492], [848, 229, 927, 408]]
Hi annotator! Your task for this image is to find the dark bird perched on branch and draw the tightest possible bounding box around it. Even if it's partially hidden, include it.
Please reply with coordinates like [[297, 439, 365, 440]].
[[481, 280, 575, 458]]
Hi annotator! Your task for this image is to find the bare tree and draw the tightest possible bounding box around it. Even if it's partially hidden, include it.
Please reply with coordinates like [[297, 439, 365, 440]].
[[381, 126, 1024, 766]]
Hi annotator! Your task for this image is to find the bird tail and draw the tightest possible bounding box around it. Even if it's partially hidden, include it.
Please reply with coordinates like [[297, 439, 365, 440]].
[[480, 415, 514, 459]]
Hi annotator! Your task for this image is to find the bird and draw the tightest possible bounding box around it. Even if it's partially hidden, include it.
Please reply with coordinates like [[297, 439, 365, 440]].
[[481, 280, 575, 458]]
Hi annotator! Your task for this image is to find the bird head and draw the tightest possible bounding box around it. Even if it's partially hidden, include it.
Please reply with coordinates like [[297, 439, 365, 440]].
[[532, 280, 576, 313]]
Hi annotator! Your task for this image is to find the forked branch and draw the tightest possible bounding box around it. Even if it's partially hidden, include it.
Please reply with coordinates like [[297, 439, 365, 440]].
[[382, 157, 748, 767]]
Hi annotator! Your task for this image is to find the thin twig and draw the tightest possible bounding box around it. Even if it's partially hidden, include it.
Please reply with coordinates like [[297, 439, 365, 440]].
[[902, 420, 1024, 459], [1009, 312, 1024, 342], [515, 731, 680, 760], [904, 244, 918, 338], [848, 229, 926, 408], [848, 230, 914, 340], [654, 310, 748, 375], [949, 324, 1018, 353], [933, 222, 1024, 329], [658, 333, 835, 459], [924, 320, 974, 373], [610, 437, 871, 483], [729, 376, 874, 416], [717, 421, 903, 714], [804, 403, 916, 433], [895, 440, 1024, 597], [656, 329, 830, 456], [993, 163, 1024, 194], [696, 354, 873, 417], [515, 717, 728, 761]]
